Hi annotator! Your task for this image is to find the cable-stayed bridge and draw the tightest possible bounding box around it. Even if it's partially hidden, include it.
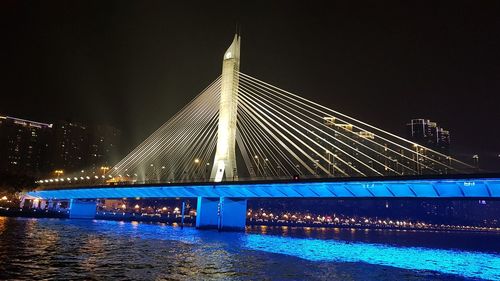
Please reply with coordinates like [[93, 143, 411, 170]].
[[27, 34, 499, 231], [103, 70, 471, 183], [88, 34, 471, 184]]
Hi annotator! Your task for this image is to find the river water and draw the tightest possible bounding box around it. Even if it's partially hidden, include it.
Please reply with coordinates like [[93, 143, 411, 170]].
[[0, 216, 499, 280]]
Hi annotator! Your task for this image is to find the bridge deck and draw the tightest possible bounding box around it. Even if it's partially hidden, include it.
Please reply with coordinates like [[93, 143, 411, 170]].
[[27, 175, 500, 200]]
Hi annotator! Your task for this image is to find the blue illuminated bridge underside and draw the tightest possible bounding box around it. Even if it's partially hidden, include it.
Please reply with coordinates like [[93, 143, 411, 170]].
[[28, 176, 500, 200]]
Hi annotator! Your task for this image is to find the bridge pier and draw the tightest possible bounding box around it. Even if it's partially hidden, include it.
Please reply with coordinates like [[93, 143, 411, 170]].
[[69, 199, 97, 219], [39, 200, 47, 210], [196, 197, 247, 231]]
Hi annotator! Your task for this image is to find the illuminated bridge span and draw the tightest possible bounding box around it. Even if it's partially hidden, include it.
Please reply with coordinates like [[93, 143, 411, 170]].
[[30, 176, 500, 200], [28, 34, 483, 231], [27, 175, 500, 230]]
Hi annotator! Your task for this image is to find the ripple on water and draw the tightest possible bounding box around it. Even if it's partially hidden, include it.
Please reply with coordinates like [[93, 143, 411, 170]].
[[0, 217, 497, 281]]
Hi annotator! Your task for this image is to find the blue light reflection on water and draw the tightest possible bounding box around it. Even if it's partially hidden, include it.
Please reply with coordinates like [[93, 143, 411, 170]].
[[243, 235, 500, 281], [24, 219, 500, 280], [83, 220, 500, 280]]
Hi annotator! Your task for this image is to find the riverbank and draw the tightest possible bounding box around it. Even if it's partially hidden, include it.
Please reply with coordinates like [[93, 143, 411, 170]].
[[247, 220, 500, 234], [1, 208, 499, 234], [0, 208, 195, 225], [96, 211, 195, 225], [0, 207, 68, 219]]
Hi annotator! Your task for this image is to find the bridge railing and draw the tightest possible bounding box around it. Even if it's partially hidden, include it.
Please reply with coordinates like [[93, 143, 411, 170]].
[[33, 172, 499, 191], [35, 175, 311, 190]]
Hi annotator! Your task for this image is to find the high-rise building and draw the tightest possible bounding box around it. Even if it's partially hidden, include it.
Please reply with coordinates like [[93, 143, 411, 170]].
[[49, 121, 121, 174], [50, 121, 90, 172], [0, 114, 121, 178], [88, 125, 121, 170], [321, 117, 396, 177], [0, 115, 52, 176], [406, 119, 450, 153]]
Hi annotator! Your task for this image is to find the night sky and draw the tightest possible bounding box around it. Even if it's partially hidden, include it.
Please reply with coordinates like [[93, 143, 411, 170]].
[[1, 1, 499, 168]]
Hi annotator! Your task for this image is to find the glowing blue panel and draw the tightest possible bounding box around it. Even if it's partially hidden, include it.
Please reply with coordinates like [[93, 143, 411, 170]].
[[275, 185, 303, 197], [292, 184, 320, 197], [328, 185, 354, 197], [210, 187, 232, 197], [387, 184, 414, 197], [435, 182, 463, 197], [225, 187, 248, 197], [111, 188, 128, 198], [408, 183, 437, 197], [145, 188, 166, 197], [235, 188, 258, 198], [462, 183, 489, 197], [259, 186, 284, 197], [184, 187, 202, 197], [311, 184, 336, 197], [367, 184, 393, 197], [488, 182, 500, 197], [345, 184, 374, 197], [192, 186, 219, 197], [250, 186, 275, 197]]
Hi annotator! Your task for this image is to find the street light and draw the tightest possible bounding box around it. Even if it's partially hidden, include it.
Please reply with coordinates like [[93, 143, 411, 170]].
[[313, 159, 319, 175], [194, 158, 200, 180], [264, 158, 269, 178], [413, 144, 420, 175], [254, 155, 260, 176], [204, 162, 210, 181], [100, 166, 109, 176], [472, 155, 479, 169], [54, 170, 64, 178], [149, 164, 157, 182]]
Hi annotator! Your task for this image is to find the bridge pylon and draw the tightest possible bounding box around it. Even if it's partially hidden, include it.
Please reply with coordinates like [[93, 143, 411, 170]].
[[211, 34, 241, 182]]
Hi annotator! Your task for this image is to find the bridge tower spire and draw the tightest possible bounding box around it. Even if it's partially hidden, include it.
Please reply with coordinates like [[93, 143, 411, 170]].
[[211, 34, 241, 182]]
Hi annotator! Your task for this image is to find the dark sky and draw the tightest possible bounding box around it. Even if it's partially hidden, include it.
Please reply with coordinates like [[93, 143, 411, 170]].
[[1, 1, 499, 167]]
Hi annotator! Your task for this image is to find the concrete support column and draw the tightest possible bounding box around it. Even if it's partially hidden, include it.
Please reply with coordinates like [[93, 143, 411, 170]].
[[220, 197, 247, 231], [196, 197, 219, 229], [39, 200, 47, 210], [47, 200, 55, 210], [69, 199, 97, 219], [195, 197, 247, 231]]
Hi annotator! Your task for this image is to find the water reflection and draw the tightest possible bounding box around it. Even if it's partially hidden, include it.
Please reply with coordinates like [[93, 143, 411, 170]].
[[0, 217, 5, 232], [0, 217, 498, 281], [243, 234, 500, 280], [258, 225, 268, 235]]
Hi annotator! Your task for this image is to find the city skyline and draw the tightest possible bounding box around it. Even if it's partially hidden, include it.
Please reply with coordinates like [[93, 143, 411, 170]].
[[1, 1, 499, 170], [0, 114, 121, 177]]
